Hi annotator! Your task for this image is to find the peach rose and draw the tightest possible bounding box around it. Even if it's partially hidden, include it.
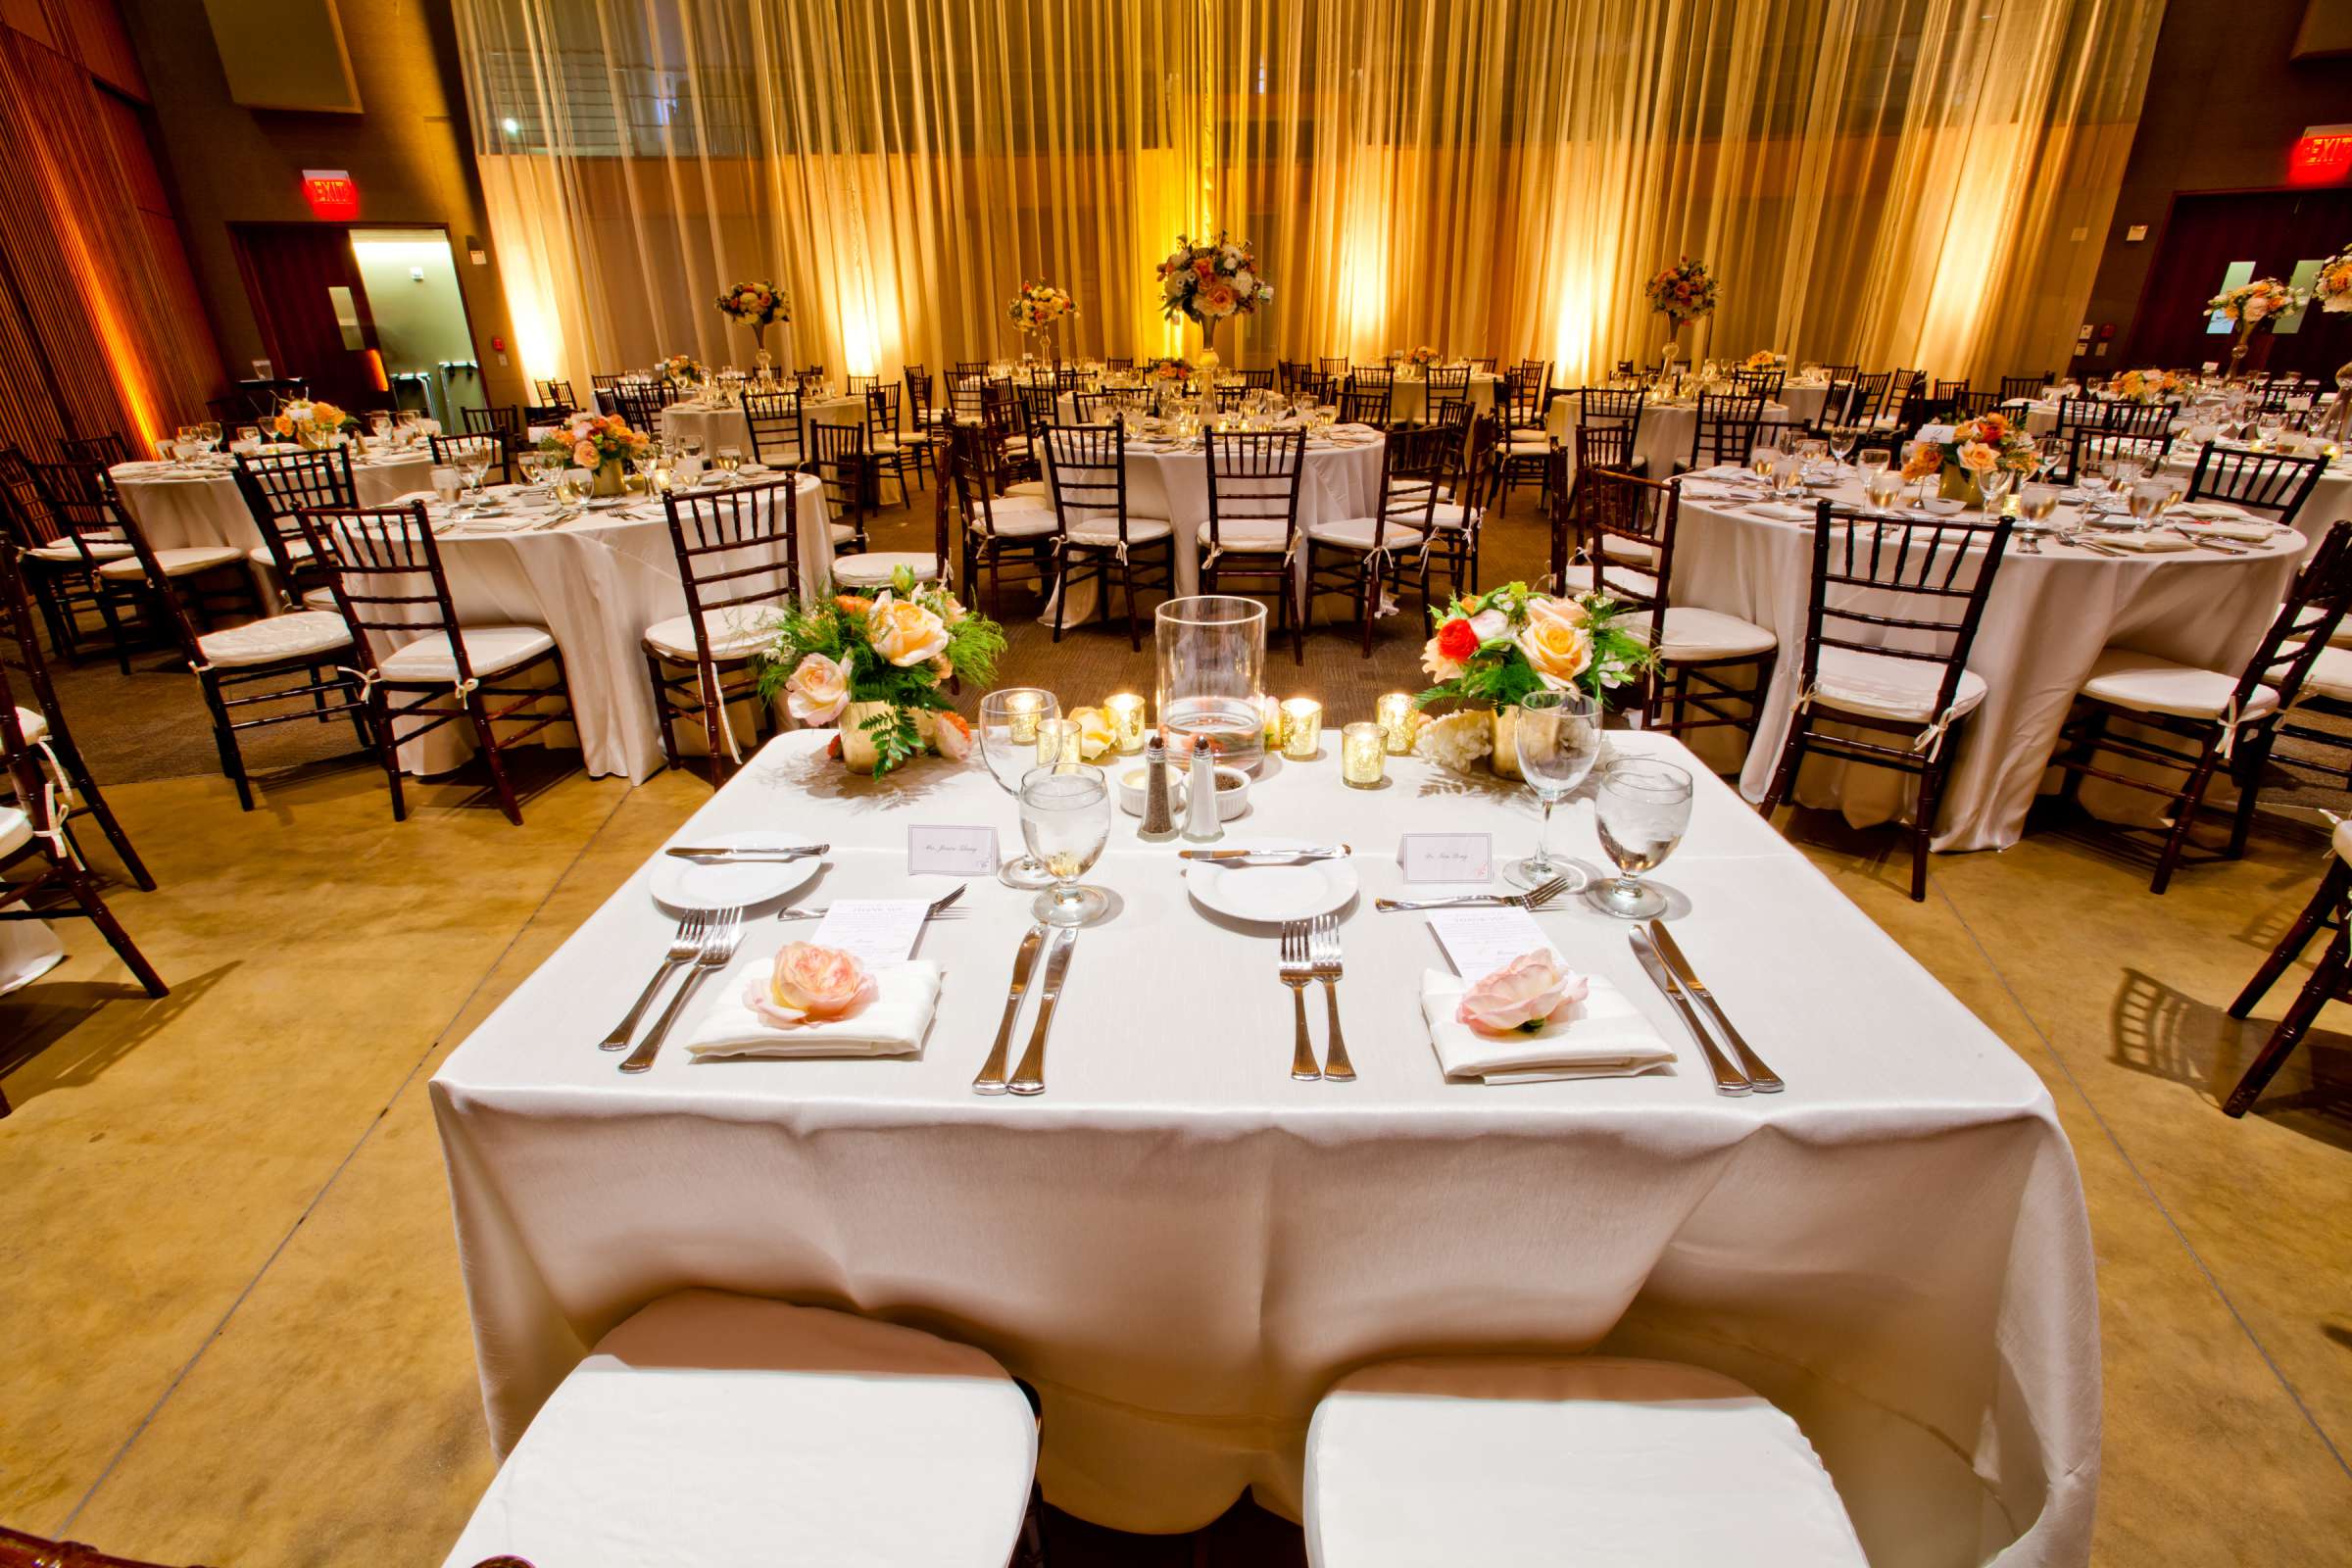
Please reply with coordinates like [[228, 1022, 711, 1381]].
[[1457, 950, 1589, 1035], [572, 440, 599, 468], [1958, 440, 1999, 475], [745, 943, 875, 1028], [784, 651, 850, 725], [1067, 706, 1117, 761], [932, 710, 972, 760], [1901, 441, 1943, 481], [1200, 282, 1239, 318], [1525, 594, 1590, 632], [867, 594, 951, 667], [1516, 615, 1592, 691]]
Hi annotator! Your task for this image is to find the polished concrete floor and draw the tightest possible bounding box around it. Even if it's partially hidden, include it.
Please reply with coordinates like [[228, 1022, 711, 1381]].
[[4, 489, 2349, 1564]]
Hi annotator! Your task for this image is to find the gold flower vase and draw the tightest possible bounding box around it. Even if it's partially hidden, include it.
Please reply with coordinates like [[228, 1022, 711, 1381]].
[[1490, 705, 1523, 780], [592, 462, 627, 498], [1937, 464, 1983, 509], [838, 703, 935, 772]]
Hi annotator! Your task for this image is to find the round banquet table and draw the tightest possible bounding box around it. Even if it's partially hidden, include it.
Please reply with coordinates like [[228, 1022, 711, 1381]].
[[1669, 471, 2304, 852], [1378, 371, 1501, 424], [110, 450, 437, 559], [1547, 398, 1790, 476], [2159, 442, 2352, 555], [378, 474, 833, 782], [1048, 427, 1386, 625], [658, 396, 868, 457], [1777, 381, 1831, 425]]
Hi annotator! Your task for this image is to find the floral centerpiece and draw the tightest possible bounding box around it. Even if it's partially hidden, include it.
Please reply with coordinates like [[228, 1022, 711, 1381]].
[[1405, 346, 1441, 370], [660, 354, 705, 389], [715, 279, 790, 359], [1900, 410, 2035, 508], [271, 400, 359, 450], [1413, 580, 1655, 779], [2108, 368, 2181, 404], [1646, 256, 1717, 366], [758, 567, 1006, 777], [1142, 356, 1192, 388], [1740, 349, 1782, 371], [1006, 281, 1077, 361], [2205, 277, 2304, 378], [2315, 246, 2352, 315], [537, 410, 651, 497], [1157, 231, 1272, 361]]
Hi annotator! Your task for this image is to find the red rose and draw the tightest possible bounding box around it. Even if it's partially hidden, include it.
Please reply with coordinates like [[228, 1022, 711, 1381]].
[[1437, 617, 1480, 662]]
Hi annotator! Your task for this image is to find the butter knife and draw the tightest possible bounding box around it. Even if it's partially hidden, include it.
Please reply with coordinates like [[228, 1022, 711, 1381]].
[[663, 843, 829, 862], [1006, 928, 1075, 1096], [1628, 930, 1751, 1096], [1646, 922, 1783, 1093], [973, 923, 1046, 1095]]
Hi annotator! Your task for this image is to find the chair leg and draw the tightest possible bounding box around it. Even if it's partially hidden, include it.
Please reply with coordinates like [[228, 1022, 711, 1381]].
[[93, 580, 132, 676], [2224, 925, 2349, 1116], [1051, 552, 1071, 643], [2151, 745, 2224, 896], [2230, 859, 2348, 1018], [1357, 560, 1376, 660], [1909, 763, 1943, 903], [69, 767, 154, 892], [645, 650, 683, 774], [199, 672, 254, 811], [466, 693, 525, 826], [2227, 729, 2273, 860], [64, 858, 168, 997], [1119, 559, 1140, 652], [372, 690, 408, 822], [341, 672, 373, 753], [1758, 715, 1810, 817], [694, 658, 731, 789]]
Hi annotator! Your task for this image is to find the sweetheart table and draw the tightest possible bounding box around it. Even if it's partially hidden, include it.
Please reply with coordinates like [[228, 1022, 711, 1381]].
[[431, 727, 2098, 1568]]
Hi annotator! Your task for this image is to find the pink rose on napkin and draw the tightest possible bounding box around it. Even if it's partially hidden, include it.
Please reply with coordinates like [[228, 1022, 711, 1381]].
[[746, 942, 876, 1028], [1457, 950, 1589, 1035], [785, 652, 850, 725]]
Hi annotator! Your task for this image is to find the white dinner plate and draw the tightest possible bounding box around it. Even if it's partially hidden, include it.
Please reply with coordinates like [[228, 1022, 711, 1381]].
[[649, 827, 825, 911], [1182, 837, 1359, 925]]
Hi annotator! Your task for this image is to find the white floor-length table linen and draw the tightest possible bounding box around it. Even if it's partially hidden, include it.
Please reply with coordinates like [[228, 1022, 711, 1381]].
[[1548, 399, 1791, 475], [658, 396, 868, 457], [1377, 371, 1500, 424], [1669, 479, 2303, 851], [431, 727, 2100, 1568], [0, 915, 64, 995], [111, 451, 437, 558]]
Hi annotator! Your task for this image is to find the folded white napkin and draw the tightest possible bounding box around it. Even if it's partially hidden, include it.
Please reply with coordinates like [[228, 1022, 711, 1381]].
[[1420, 969, 1676, 1084], [1742, 501, 1817, 521], [2181, 518, 2276, 543], [2174, 502, 2248, 520], [2093, 532, 2193, 554], [685, 960, 942, 1060]]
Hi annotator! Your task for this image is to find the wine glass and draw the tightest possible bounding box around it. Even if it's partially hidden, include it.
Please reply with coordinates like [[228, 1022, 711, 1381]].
[[980, 689, 1061, 889], [1856, 447, 1890, 489], [2126, 478, 2167, 528], [1507, 688, 1602, 889], [1976, 464, 2016, 520], [716, 444, 743, 474], [1586, 759, 1692, 919], [2017, 482, 2059, 554], [1019, 764, 1112, 927], [458, 443, 496, 515], [1827, 424, 1858, 471]]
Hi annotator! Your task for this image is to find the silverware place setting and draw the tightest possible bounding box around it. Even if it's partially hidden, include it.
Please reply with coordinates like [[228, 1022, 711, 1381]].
[[1278, 920, 1321, 1081], [1627, 921, 1783, 1097], [1007, 926, 1076, 1097], [1178, 844, 1352, 866], [1375, 874, 1572, 913], [1645, 921, 1782, 1092], [2166, 524, 2251, 555], [663, 842, 831, 863], [973, 923, 1047, 1095], [1309, 911, 1354, 1082], [777, 885, 968, 921], [616, 906, 743, 1073], [602, 909, 710, 1051]]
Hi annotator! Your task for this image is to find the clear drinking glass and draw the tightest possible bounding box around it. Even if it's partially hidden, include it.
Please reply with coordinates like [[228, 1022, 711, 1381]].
[[1587, 759, 1692, 919], [2126, 478, 2167, 526], [460, 447, 495, 514], [980, 689, 1061, 889], [2018, 482, 2060, 552], [1507, 688, 1602, 889], [1155, 596, 1268, 772], [1976, 466, 2016, 519], [1020, 764, 1112, 927], [1856, 447, 1890, 486], [1828, 425, 1858, 468]]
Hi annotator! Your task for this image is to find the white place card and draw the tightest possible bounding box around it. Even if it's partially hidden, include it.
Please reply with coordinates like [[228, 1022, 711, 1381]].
[[1912, 422, 1956, 445], [1398, 832, 1493, 884], [810, 899, 930, 966], [1426, 906, 1564, 981], [907, 824, 1000, 877]]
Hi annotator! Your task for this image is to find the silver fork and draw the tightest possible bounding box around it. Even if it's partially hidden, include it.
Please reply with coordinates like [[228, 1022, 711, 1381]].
[[1375, 874, 1571, 913], [620, 907, 742, 1074], [1309, 912, 1354, 1083], [1279, 921, 1320, 1082], [775, 885, 968, 921], [602, 910, 709, 1051]]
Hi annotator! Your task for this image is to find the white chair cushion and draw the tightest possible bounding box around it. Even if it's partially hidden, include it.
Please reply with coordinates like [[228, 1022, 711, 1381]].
[[1505, 435, 1551, 453], [438, 1291, 1037, 1568], [2333, 816, 2352, 867], [827, 522, 859, 546], [300, 586, 338, 612], [642, 610, 773, 662], [1308, 515, 1425, 551], [25, 539, 131, 564], [1806, 646, 1986, 724], [1555, 562, 1660, 602], [1424, 502, 1474, 530], [0, 805, 27, 858], [1635, 606, 1777, 662], [2080, 648, 2276, 723], [1304, 1356, 1867, 1568], [1199, 521, 1290, 552], [2297, 641, 2352, 701], [833, 552, 943, 586], [194, 611, 351, 669], [1001, 479, 1049, 499], [99, 545, 246, 581], [6, 706, 48, 750], [248, 539, 315, 568], [1066, 514, 1174, 548], [974, 499, 1057, 539], [379, 625, 556, 683]]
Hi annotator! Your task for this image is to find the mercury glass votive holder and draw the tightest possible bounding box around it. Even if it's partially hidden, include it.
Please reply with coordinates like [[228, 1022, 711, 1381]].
[[1281, 698, 1322, 760], [1342, 723, 1386, 788], [1376, 692, 1415, 754], [1037, 718, 1082, 770], [1105, 693, 1148, 754], [1005, 690, 1045, 744]]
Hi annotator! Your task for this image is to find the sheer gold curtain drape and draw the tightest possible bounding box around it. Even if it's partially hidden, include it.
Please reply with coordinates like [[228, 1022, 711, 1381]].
[[456, 0, 2162, 395]]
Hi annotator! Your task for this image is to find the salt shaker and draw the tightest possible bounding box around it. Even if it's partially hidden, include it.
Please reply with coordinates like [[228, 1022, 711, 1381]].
[[1138, 731, 1178, 843], [1181, 738, 1223, 843]]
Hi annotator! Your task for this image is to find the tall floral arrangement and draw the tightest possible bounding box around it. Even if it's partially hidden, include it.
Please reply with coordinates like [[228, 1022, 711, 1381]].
[[2205, 277, 2304, 376], [2109, 368, 2181, 404], [2315, 246, 2352, 315], [1647, 257, 1717, 322], [715, 279, 790, 357], [1006, 281, 1077, 349], [757, 568, 1006, 778], [1157, 231, 1272, 360]]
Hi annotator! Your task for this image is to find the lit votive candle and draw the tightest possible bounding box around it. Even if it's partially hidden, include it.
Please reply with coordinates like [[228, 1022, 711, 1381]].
[[1104, 693, 1148, 754], [1342, 722, 1386, 788], [1037, 717, 1081, 770], [1005, 691, 1044, 744], [1281, 697, 1322, 760], [1376, 692, 1415, 754]]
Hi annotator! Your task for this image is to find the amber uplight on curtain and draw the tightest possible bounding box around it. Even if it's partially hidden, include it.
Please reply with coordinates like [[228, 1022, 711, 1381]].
[[454, 0, 2162, 394]]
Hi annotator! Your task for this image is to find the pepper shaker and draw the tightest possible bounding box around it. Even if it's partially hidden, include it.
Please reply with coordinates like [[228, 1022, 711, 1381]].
[[1138, 730, 1178, 842]]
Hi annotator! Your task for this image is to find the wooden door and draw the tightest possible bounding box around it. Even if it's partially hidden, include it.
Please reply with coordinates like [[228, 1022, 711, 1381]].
[[228, 223, 380, 413], [2123, 189, 2352, 376]]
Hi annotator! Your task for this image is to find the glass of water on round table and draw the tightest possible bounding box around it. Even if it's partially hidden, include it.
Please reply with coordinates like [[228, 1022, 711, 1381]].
[[1019, 764, 1113, 927], [1587, 759, 1693, 919], [979, 688, 1061, 889], [1507, 688, 1601, 889]]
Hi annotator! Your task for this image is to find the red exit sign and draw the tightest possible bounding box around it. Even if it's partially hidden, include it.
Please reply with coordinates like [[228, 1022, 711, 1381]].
[[2289, 125, 2352, 186], [302, 169, 359, 220]]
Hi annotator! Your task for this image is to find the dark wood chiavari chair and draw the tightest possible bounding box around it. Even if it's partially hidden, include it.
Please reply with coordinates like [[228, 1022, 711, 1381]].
[[1877, 371, 1929, 431], [1201, 428, 1309, 663], [0, 446, 132, 666], [1998, 373, 2050, 403], [741, 389, 806, 469], [1424, 365, 1473, 422], [846, 373, 879, 396], [2183, 445, 2327, 530], [2254, 379, 2310, 414], [981, 382, 1038, 487], [2052, 426, 2172, 488], [1469, 356, 1499, 372], [1848, 371, 1892, 426], [1931, 378, 1969, 414], [2052, 520, 2352, 895], [612, 383, 675, 437], [1070, 390, 1119, 424], [62, 431, 131, 469], [232, 447, 356, 611], [299, 502, 573, 824], [2052, 397, 2109, 441], [1729, 367, 1785, 401], [1237, 368, 1277, 391], [1815, 370, 1859, 427], [0, 545, 150, 886], [25, 462, 159, 674], [1686, 392, 1767, 472], [863, 383, 917, 504], [2103, 401, 2175, 439], [1040, 420, 1176, 650], [431, 431, 511, 497], [805, 420, 873, 551], [642, 479, 804, 783], [1212, 382, 1252, 414], [1952, 390, 2003, 420], [836, 443, 955, 595], [896, 368, 946, 470], [1336, 384, 1392, 429], [1303, 424, 1447, 657], [2226, 829, 2352, 1115], [1494, 375, 1573, 512], [1416, 412, 1495, 605], [950, 423, 1055, 617], [1317, 356, 1349, 378], [947, 370, 990, 426], [1013, 381, 1060, 441], [461, 405, 522, 480], [1759, 504, 2013, 901], [535, 378, 578, 412], [1575, 467, 1774, 748], [1102, 357, 1134, 371], [1278, 360, 1311, 398], [1548, 423, 1636, 581]]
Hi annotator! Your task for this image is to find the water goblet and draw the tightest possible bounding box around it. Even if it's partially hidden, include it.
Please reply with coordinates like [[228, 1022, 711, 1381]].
[[2126, 478, 2167, 528], [1586, 759, 1692, 919], [1019, 764, 1113, 927], [1507, 688, 1602, 890], [2018, 482, 2059, 554], [1976, 465, 2016, 521], [980, 689, 1061, 889], [1827, 425, 1858, 470]]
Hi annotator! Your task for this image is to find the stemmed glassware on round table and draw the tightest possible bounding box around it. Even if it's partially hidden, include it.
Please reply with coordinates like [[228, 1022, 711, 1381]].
[[979, 688, 1061, 889], [1506, 688, 1602, 890], [1588, 760, 1693, 919], [1019, 764, 1114, 926]]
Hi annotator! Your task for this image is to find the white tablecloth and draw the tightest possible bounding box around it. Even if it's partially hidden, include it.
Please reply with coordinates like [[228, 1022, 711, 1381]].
[[1378, 372, 1500, 424], [1671, 477, 2302, 851], [111, 453, 437, 558], [0, 916, 65, 996], [431, 728, 2099, 1568], [658, 397, 867, 458], [1549, 400, 1790, 476]]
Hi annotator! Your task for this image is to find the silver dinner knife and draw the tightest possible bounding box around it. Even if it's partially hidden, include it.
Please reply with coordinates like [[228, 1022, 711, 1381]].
[[1006, 928, 1076, 1097], [662, 843, 829, 862], [973, 924, 1047, 1095], [1628, 930, 1751, 1096], [1646, 922, 1783, 1093], [1178, 845, 1352, 862]]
